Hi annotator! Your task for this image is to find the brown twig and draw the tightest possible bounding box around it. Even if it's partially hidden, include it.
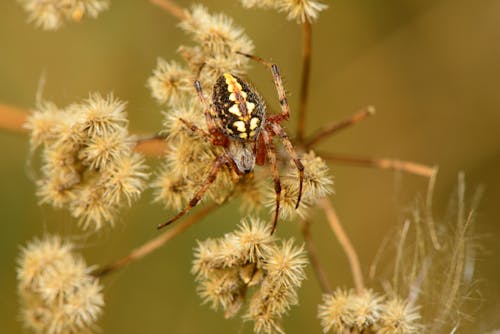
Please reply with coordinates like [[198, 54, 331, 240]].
[[0, 104, 29, 134], [305, 106, 375, 148], [95, 203, 217, 277], [134, 133, 169, 157], [296, 20, 312, 144], [320, 198, 364, 294], [149, 0, 188, 20], [300, 220, 333, 294], [319, 152, 436, 178]]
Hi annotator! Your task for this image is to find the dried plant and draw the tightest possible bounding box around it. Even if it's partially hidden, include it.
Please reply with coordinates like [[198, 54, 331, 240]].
[[0, 0, 485, 333], [17, 236, 104, 334]]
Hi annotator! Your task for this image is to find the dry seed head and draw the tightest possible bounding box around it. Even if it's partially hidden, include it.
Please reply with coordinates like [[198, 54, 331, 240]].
[[100, 153, 149, 206], [240, 0, 327, 23], [180, 5, 254, 76], [246, 279, 298, 334], [263, 239, 308, 288], [197, 268, 246, 317], [378, 298, 421, 334], [318, 289, 384, 333], [161, 101, 206, 140], [265, 151, 333, 220], [147, 59, 193, 106], [230, 217, 275, 263], [152, 167, 198, 211], [77, 93, 128, 138], [36, 173, 79, 208], [348, 289, 383, 331], [79, 128, 132, 170], [318, 289, 352, 333], [24, 101, 63, 148], [70, 180, 117, 230], [17, 236, 104, 334], [17, 0, 110, 30]]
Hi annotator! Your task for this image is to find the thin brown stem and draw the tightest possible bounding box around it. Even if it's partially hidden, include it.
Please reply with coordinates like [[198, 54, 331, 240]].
[[296, 20, 312, 144], [300, 220, 333, 294], [0, 104, 29, 134], [319, 152, 436, 178], [149, 0, 187, 20], [95, 203, 217, 277], [320, 198, 364, 294], [305, 106, 375, 148], [134, 133, 169, 157]]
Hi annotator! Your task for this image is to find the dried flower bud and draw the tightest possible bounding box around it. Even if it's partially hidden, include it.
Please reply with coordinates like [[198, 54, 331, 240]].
[[240, 0, 327, 23], [180, 5, 254, 76], [17, 236, 104, 334], [318, 289, 383, 333], [265, 151, 334, 220], [148, 59, 193, 106], [17, 0, 110, 30], [377, 298, 421, 334]]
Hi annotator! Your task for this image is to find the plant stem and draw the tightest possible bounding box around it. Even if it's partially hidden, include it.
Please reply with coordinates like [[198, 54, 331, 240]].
[[300, 220, 332, 294], [149, 0, 187, 20], [305, 106, 375, 148], [296, 20, 312, 144], [320, 198, 364, 294], [319, 152, 436, 178], [0, 104, 29, 134], [95, 204, 217, 277]]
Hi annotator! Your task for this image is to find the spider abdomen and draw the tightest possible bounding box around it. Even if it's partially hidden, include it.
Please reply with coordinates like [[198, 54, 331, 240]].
[[212, 73, 265, 141]]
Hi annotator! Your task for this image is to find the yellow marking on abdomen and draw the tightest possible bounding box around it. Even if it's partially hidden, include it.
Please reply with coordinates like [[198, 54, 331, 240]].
[[233, 120, 246, 132], [228, 104, 242, 116], [224, 73, 242, 93], [249, 117, 260, 130]]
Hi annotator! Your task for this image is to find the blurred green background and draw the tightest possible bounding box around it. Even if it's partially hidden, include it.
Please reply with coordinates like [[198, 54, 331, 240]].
[[1, 0, 500, 332]]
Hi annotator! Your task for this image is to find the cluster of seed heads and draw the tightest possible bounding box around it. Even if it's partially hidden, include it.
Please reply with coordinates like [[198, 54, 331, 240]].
[[318, 289, 421, 334], [192, 218, 308, 334], [17, 0, 109, 30], [25, 93, 148, 230], [17, 236, 103, 334]]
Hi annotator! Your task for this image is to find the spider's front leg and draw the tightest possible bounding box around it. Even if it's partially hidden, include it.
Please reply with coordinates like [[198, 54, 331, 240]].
[[157, 154, 228, 230], [236, 52, 290, 123]]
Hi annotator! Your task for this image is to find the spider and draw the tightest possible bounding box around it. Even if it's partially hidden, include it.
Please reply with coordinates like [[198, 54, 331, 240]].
[[157, 52, 304, 234]]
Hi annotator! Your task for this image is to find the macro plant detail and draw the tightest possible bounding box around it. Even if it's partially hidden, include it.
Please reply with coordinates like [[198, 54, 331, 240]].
[[192, 218, 307, 333], [25, 93, 149, 231], [17, 0, 110, 30], [17, 236, 104, 334], [0, 0, 489, 333]]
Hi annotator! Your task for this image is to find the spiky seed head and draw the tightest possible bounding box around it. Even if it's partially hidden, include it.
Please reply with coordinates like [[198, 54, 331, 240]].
[[17, 0, 110, 30], [17, 236, 104, 334]]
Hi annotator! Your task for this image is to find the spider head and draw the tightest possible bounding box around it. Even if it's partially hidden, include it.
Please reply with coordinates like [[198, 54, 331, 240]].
[[227, 139, 256, 174]]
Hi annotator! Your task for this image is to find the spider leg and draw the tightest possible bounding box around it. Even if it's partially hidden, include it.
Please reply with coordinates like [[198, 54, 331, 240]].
[[179, 118, 210, 137], [157, 154, 228, 230], [269, 123, 304, 209], [261, 129, 281, 235], [194, 80, 219, 135], [236, 52, 290, 123]]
